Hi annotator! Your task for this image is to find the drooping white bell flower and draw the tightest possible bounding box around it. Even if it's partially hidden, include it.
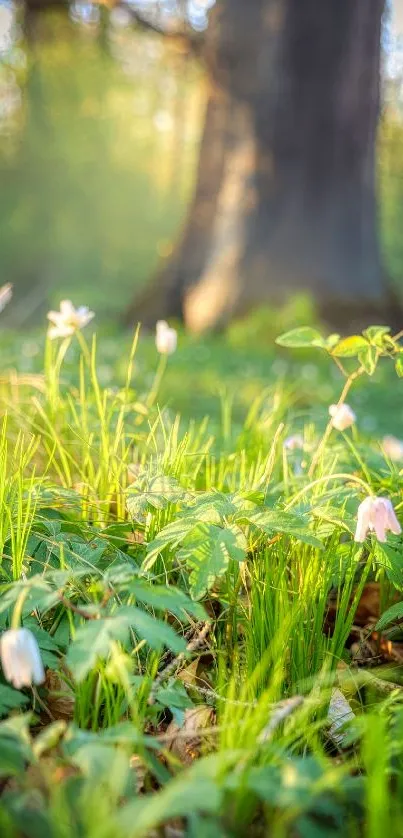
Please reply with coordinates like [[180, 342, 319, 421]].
[[284, 434, 304, 451], [382, 435, 403, 463], [354, 496, 401, 543], [329, 403, 356, 431], [0, 283, 12, 312], [0, 628, 45, 689], [47, 300, 94, 339], [155, 320, 177, 355]]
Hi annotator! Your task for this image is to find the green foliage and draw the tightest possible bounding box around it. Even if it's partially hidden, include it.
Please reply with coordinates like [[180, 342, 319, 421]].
[[276, 326, 327, 348], [0, 320, 403, 836]]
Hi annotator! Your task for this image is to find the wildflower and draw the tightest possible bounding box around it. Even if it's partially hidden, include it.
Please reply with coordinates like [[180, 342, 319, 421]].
[[382, 435, 403, 462], [354, 496, 401, 543], [329, 403, 356, 431], [0, 628, 45, 689], [0, 283, 12, 312], [284, 434, 304, 451], [155, 320, 177, 355], [47, 300, 94, 339]]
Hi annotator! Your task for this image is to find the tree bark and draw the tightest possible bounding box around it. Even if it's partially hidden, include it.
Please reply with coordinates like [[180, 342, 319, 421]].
[[127, 0, 393, 332]]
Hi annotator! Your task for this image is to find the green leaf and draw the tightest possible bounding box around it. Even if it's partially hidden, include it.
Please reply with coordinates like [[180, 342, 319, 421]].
[[331, 336, 369, 357], [276, 327, 325, 349], [358, 345, 377, 375], [186, 492, 238, 524], [0, 684, 29, 717], [143, 516, 200, 572], [178, 523, 247, 600], [128, 581, 206, 621], [67, 607, 185, 681], [0, 716, 33, 777], [32, 721, 67, 758], [363, 325, 391, 346], [120, 606, 185, 655], [325, 333, 341, 349], [375, 601, 403, 632], [237, 508, 324, 549], [66, 616, 131, 681], [395, 355, 403, 378], [155, 680, 194, 711], [118, 774, 222, 835], [375, 543, 403, 591], [127, 474, 190, 518], [0, 736, 28, 776]]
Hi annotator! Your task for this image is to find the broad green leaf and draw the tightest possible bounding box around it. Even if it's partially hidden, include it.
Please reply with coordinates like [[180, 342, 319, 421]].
[[0, 716, 33, 777], [66, 616, 131, 681], [358, 345, 377, 375], [0, 578, 59, 617], [325, 333, 341, 349], [363, 325, 390, 345], [375, 543, 403, 591], [32, 721, 67, 758], [128, 581, 206, 621], [186, 492, 238, 524], [67, 607, 185, 681], [0, 736, 28, 776], [276, 327, 325, 349], [0, 684, 29, 717], [331, 336, 369, 357], [119, 606, 185, 655], [155, 680, 194, 711], [118, 775, 222, 835], [395, 355, 403, 378], [376, 600, 403, 632], [127, 474, 190, 518], [143, 516, 200, 572], [311, 506, 355, 534], [178, 523, 247, 600], [237, 508, 324, 549]]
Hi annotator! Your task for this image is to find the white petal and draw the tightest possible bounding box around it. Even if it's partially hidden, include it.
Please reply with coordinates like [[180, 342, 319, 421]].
[[382, 436, 403, 462], [384, 499, 402, 536], [370, 498, 389, 542], [47, 311, 63, 324], [354, 497, 372, 542], [0, 628, 45, 689], [0, 283, 12, 312], [60, 300, 75, 316]]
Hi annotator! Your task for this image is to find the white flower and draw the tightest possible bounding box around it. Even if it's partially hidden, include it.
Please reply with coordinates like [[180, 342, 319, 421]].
[[0, 628, 45, 689], [354, 496, 401, 543], [329, 403, 356, 431], [47, 300, 94, 339], [155, 320, 177, 355], [284, 434, 304, 451], [0, 283, 12, 312], [382, 435, 403, 462]]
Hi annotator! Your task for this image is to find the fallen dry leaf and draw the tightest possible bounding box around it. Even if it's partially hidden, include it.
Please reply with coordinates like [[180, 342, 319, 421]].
[[165, 705, 215, 765], [45, 669, 75, 721]]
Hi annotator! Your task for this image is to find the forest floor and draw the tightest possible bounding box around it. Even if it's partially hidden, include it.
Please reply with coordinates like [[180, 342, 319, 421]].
[[0, 302, 403, 837]]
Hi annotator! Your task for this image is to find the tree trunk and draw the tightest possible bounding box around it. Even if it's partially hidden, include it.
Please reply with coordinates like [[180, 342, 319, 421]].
[[128, 0, 393, 333]]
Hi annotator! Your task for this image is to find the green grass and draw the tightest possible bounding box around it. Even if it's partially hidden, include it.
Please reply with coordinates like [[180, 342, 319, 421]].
[[0, 314, 403, 836]]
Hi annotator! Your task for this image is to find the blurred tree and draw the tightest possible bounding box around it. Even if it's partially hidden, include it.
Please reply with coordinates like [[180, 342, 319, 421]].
[[127, 0, 397, 331]]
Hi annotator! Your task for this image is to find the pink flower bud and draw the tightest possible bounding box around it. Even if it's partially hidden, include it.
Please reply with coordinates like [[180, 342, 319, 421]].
[[284, 434, 304, 451], [382, 435, 403, 463], [329, 403, 356, 431]]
